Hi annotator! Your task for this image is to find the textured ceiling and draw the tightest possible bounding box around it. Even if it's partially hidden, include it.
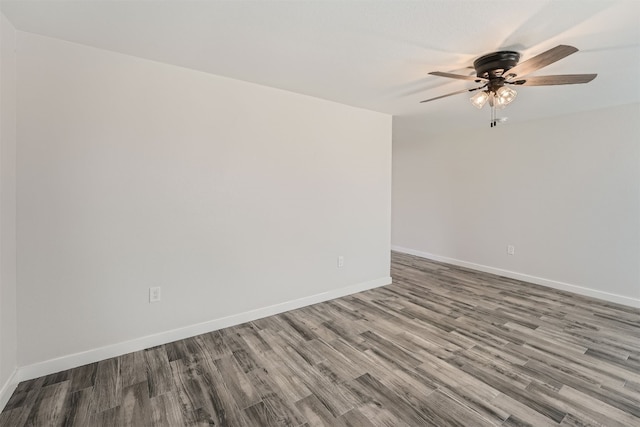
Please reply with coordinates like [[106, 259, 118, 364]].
[[2, 0, 639, 133]]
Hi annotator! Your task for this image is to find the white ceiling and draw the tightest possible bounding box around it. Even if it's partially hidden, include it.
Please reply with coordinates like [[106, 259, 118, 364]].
[[2, 0, 639, 134]]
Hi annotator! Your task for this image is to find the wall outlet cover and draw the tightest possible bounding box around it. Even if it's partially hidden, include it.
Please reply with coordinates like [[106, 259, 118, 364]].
[[149, 286, 161, 303]]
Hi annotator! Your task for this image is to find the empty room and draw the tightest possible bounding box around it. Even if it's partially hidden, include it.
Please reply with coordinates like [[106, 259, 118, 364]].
[[0, 1, 639, 426]]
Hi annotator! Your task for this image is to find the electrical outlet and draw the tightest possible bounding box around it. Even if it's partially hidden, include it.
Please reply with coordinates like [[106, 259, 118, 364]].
[[507, 245, 515, 255], [337, 256, 344, 268], [149, 286, 161, 303]]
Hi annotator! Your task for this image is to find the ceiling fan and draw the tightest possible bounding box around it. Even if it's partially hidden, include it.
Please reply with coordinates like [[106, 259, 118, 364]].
[[421, 45, 597, 127]]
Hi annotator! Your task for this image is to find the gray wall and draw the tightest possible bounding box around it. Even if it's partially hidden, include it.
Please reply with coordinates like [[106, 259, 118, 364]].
[[0, 11, 18, 405], [16, 32, 391, 368], [392, 103, 640, 307]]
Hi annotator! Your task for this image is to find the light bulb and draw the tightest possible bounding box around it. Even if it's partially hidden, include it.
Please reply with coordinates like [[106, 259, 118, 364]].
[[470, 91, 490, 109], [495, 86, 517, 107]]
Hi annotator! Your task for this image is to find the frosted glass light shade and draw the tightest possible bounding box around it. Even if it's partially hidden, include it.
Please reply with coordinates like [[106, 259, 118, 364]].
[[495, 86, 517, 107], [470, 91, 490, 109]]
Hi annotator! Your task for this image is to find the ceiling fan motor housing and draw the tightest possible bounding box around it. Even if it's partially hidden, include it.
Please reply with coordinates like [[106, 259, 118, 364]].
[[473, 51, 520, 79]]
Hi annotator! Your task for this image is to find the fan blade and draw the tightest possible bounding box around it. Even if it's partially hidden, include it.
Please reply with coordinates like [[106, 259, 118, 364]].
[[509, 74, 597, 86], [505, 45, 578, 78], [420, 85, 486, 103], [429, 71, 486, 82]]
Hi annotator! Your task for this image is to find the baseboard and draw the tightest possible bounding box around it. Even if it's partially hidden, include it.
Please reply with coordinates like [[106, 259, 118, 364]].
[[391, 245, 640, 309], [0, 369, 18, 412], [15, 276, 391, 383]]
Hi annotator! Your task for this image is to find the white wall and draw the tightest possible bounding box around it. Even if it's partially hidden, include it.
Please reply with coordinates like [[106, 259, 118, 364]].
[[393, 103, 640, 307], [17, 32, 391, 368], [0, 11, 18, 405]]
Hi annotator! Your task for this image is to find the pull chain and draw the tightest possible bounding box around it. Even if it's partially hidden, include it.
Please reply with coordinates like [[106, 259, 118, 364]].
[[489, 92, 496, 127], [490, 103, 496, 127]]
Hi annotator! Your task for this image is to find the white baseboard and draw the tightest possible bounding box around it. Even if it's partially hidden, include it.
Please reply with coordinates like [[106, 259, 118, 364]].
[[0, 369, 18, 412], [15, 276, 391, 383], [391, 245, 640, 309]]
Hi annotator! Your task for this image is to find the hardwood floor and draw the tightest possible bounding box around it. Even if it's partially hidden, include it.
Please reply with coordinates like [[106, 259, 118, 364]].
[[2, 251, 639, 426]]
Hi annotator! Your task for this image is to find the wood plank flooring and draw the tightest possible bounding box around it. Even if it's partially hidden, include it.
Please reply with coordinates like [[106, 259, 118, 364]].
[[2, 251, 639, 426]]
